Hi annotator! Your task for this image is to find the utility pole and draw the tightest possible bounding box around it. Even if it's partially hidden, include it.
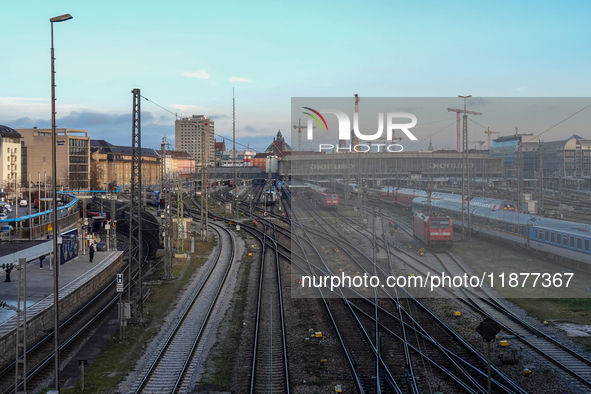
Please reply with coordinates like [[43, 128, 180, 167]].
[[233, 88, 239, 224], [177, 176, 184, 253], [200, 150, 207, 241], [355, 94, 362, 221], [15, 259, 26, 394], [539, 141, 544, 212], [517, 141, 523, 212], [165, 183, 174, 277], [459, 95, 472, 241]]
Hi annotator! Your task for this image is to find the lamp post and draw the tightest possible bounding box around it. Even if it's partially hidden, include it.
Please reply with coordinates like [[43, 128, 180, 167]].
[[50, 13, 72, 393]]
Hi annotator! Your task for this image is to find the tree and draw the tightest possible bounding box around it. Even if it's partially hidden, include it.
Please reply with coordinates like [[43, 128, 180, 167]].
[[90, 160, 105, 190]]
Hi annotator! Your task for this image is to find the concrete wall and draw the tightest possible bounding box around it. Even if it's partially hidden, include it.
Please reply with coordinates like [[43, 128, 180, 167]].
[[0, 251, 124, 368]]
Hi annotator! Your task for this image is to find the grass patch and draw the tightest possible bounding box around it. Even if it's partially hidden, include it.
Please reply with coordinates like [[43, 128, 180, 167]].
[[573, 337, 591, 352], [509, 298, 591, 326], [58, 239, 216, 394]]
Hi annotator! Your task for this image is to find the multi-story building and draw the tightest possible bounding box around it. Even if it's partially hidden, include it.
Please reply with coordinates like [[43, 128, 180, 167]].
[[167, 150, 195, 178], [0, 125, 22, 188], [90, 140, 160, 189], [175, 115, 215, 167], [18, 128, 90, 190], [220, 149, 256, 167], [490, 133, 591, 178]]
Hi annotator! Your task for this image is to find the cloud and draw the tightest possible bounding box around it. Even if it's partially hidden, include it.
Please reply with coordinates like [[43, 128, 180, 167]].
[[169, 104, 213, 117], [6, 110, 156, 130], [468, 97, 492, 107], [182, 70, 210, 79], [228, 77, 252, 83], [209, 114, 231, 120]]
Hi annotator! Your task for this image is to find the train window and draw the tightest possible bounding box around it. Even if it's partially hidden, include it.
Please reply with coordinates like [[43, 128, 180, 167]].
[[564, 234, 568, 245], [577, 238, 582, 250], [538, 229, 543, 239], [570, 236, 575, 248], [545, 231, 549, 242], [551, 233, 555, 243], [585, 239, 590, 252]]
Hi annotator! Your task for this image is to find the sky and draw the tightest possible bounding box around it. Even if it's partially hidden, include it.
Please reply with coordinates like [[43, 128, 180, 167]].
[[2, 0, 591, 152]]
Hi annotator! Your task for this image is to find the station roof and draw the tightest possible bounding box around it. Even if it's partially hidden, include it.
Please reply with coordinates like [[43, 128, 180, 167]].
[[0, 240, 53, 265]]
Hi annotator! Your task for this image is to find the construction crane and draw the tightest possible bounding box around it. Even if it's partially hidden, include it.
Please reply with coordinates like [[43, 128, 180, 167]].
[[469, 140, 486, 150], [448, 107, 483, 152], [484, 127, 500, 150], [293, 118, 315, 152]]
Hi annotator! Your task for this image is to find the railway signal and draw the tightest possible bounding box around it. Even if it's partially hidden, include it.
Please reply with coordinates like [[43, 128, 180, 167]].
[[476, 317, 502, 394]]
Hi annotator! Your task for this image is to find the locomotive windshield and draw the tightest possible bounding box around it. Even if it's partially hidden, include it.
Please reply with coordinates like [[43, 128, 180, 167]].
[[430, 219, 450, 228]]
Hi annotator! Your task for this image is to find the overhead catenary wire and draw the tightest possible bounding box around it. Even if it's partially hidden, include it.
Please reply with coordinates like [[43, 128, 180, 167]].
[[139, 94, 270, 153]]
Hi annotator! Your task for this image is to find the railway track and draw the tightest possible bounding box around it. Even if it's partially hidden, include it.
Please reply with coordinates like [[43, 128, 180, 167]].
[[248, 222, 290, 393], [289, 200, 526, 393], [129, 211, 235, 394], [341, 199, 591, 391]]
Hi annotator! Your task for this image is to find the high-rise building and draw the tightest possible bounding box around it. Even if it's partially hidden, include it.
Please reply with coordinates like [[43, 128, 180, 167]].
[[175, 115, 215, 167]]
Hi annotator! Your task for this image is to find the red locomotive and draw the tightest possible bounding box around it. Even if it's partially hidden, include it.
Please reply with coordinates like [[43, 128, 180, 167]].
[[413, 212, 453, 250], [306, 184, 339, 209]]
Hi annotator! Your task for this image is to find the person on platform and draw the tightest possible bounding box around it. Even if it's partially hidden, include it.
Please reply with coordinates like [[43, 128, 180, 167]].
[[39, 255, 45, 269], [4, 266, 11, 282], [89, 243, 95, 263]]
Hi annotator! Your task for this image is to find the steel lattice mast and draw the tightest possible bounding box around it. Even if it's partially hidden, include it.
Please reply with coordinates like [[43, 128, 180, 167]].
[[129, 88, 143, 322], [161, 138, 174, 278], [177, 176, 184, 253], [459, 95, 472, 241]]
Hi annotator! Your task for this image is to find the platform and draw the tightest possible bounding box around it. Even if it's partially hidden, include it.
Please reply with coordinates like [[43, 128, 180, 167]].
[[0, 250, 121, 327]]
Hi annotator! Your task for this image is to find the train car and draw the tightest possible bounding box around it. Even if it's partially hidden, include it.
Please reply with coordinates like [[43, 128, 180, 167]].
[[469, 197, 518, 212], [528, 217, 591, 265], [305, 184, 339, 209], [380, 187, 397, 203], [263, 188, 277, 205], [392, 188, 516, 212], [393, 188, 429, 208], [331, 179, 358, 193], [145, 190, 160, 207], [413, 198, 591, 266], [413, 212, 453, 249]]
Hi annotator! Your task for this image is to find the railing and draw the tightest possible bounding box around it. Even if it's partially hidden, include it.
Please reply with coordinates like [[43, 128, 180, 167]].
[[0, 193, 81, 240]]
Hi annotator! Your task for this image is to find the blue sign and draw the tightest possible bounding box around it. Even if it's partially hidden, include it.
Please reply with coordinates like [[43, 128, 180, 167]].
[[47, 228, 79, 264]]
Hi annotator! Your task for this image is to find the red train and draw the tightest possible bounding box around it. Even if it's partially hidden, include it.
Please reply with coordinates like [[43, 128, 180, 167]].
[[306, 184, 339, 209], [413, 212, 453, 250]]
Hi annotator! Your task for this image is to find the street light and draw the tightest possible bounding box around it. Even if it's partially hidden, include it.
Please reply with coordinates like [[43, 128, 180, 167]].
[[50, 13, 72, 393]]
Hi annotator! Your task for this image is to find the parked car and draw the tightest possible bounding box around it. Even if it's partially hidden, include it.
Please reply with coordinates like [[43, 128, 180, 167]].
[[19, 199, 28, 207], [1, 225, 13, 232], [0, 203, 11, 213], [0, 212, 8, 220]]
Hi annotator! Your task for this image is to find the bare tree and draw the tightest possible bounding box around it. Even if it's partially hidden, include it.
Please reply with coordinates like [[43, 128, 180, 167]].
[[90, 160, 105, 190]]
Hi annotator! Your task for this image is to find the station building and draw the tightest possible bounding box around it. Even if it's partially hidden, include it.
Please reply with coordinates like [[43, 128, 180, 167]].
[[280, 150, 505, 183]]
